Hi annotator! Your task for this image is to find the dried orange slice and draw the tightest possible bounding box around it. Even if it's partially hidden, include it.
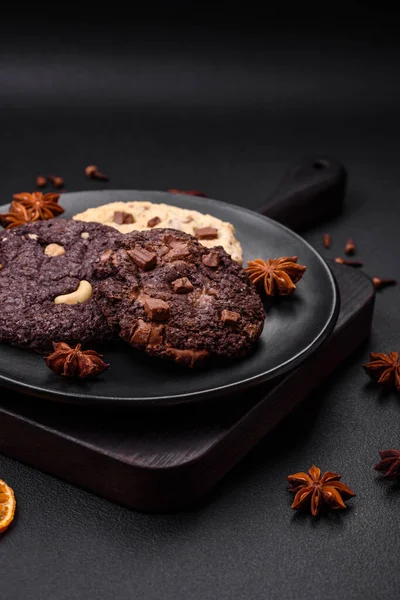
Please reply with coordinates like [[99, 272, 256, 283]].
[[0, 479, 16, 533]]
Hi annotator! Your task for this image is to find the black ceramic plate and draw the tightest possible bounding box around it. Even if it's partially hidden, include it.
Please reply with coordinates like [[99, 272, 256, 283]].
[[0, 189, 339, 406]]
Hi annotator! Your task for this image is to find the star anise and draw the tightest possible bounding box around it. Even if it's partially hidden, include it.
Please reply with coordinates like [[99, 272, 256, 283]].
[[12, 191, 64, 221], [45, 342, 109, 378], [245, 256, 306, 296], [374, 450, 400, 480], [363, 352, 400, 391], [0, 204, 35, 229], [288, 465, 355, 516]]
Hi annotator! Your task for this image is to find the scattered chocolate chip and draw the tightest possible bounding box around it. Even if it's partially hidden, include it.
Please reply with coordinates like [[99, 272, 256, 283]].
[[113, 212, 124, 225], [205, 287, 218, 297], [169, 238, 188, 249], [167, 348, 209, 368], [159, 245, 170, 256], [147, 216, 161, 228], [128, 246, 157, 270], [36, 175, 47, 188], [125, 287, 141, 303], [221, 309, 241, 325], [149, 324, 164, 345], [134, 291, 149, 304], [130, 319, 151, 345], [144, 297, 170, 322], [165, 240, 191, 260], [48, 175, 65, 189], [113, 211, 134, 225], [195, 227, 218, 240], [202, 252, 220, 268], [100, 249, 113, 262], [163, 233, 176, 244], [245, 323, 258, 338], [171, 277, 194, 294]]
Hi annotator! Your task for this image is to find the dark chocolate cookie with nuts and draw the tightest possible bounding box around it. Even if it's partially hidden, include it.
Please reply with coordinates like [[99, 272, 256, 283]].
[[94, 229, 265, 367], [0, 219, 122, 352]]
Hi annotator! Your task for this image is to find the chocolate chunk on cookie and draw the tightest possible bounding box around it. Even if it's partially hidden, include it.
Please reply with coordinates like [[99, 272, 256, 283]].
[[195, 226, 218, 240], [94, 229, 264, 367], [0, 219, 122, 352], [221, 309, 241, 325], [113, 211, 134, 225], [171, 277, 194, 294]]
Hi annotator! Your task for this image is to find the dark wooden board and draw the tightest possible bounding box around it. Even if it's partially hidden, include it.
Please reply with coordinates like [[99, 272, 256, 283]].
[[0, 261, 375, 511]]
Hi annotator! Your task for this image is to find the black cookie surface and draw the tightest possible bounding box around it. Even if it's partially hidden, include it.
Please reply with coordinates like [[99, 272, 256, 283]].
[[0, 219, 122, 352], [94, 229, 265, 367]]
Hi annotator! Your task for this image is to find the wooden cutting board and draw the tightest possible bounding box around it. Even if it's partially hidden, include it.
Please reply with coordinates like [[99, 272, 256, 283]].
[[0, 261, 375, 511]]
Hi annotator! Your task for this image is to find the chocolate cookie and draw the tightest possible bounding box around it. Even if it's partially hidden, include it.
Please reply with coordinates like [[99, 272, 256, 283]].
[[73, 200, 244, 263], [0, 219, 122, 352], [94, 229, 265, 367]]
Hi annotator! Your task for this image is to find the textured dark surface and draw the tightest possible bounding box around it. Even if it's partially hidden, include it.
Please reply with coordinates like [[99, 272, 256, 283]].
[[0, 219, 120, 351], [1, 16, 400, 600], [95, 228, 265, 362]]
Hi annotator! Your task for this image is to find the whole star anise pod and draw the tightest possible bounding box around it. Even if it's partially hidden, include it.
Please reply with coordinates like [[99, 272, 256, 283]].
[[363, 352, 400, 391], [374, 450, 400, 480], [0, 204, 35, 229], [12, 191, 64, 221], [45, 342, 109, 378], [245, 256, 306, 296], [288, 465, 355, 516]]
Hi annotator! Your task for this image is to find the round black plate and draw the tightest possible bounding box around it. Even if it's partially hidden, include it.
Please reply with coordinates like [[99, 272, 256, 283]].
[[0, 190, 339, 406]]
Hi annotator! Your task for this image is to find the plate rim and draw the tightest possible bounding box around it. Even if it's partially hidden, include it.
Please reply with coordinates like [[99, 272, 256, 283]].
[[0, 190, 340, 406]]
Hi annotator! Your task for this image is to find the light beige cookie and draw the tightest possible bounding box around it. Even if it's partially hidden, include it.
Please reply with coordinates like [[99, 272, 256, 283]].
[[73, 201, 243, 263]]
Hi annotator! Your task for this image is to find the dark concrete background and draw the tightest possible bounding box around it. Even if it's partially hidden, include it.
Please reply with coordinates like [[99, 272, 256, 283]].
[[1, 15, 400, 600]]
